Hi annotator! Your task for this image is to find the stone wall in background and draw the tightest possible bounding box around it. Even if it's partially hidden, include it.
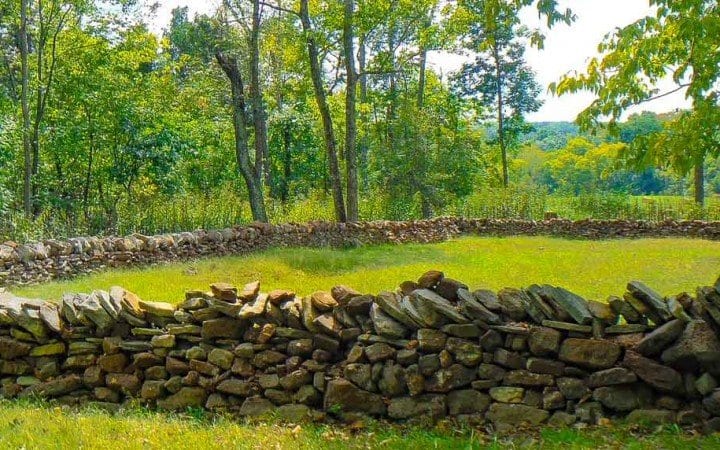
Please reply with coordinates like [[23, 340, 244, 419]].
[[3, 218, 720, 286], [3, 271, 720, 432]]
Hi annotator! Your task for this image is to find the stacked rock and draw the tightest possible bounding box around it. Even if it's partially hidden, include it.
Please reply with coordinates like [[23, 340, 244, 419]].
[[2, 218, 720, 285], [2, 272, 720, 432]]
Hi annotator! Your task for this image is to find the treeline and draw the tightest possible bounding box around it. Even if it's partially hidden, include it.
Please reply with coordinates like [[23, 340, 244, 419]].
[[0, 0, 717, 239]]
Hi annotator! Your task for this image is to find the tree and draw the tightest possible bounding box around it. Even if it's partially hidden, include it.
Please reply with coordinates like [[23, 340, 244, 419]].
[[551, 0, 720, 204], [343, 0, 359, 221], [448, 0, 573, 187], [299, 0, 346, 222]]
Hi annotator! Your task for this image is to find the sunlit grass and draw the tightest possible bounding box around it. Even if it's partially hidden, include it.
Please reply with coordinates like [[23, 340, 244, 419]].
[[12, 236, 720, 303], [0, 400, 716, 449]]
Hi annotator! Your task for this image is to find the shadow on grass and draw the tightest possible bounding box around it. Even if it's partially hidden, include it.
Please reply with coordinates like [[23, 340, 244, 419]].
[[267, 244, 447, 276]]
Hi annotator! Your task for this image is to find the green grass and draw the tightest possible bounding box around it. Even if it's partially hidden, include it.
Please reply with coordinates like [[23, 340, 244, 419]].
[[12, 236, 720, 303], [5, 237, 720, 447], [0, 400, 716, 449]]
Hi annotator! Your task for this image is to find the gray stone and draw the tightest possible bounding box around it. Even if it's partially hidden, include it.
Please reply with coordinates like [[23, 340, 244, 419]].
[[661, 320, 720, 372], [627, 281, 672, 324], [277, 404, 311, 422], [412, 289, 470, 324], [323, 379, 386, 415], [374, 292, 420, 329], [486, 403, 549, 427], [526, 358, 564, 376], [370, 303, 408, 339], [547, 287, 593, 324], [528, 327, 561, 356], [400, 294, 444, 328], [623, 350, 683, 394], [447, 389, 490, 415], [0, 337, 32, 359], [541, 320, 592, 333], [217, 379, 258, 397], [636, 319, 686, 356], [593, 384, 654, 411], [480, 330, 503, 352], [503, 370, 554, 387], [364, 343, 395, 363], [445, 337, 482, 367], [239, 294, 268, 320], [201, 318, 242, 340], [558, 338, 621, 370], [19, 375, 82, 398], [456, 289, 500, 324], [556, 377, 589, 400], [207, 348, 234, 370], [441, 323, 481, 338], [388, 395, 447, 419], [425, 364, 475, 392], [378, 362, 406, 397], [489, 386, 524, 403], [548, 411, 577, 427], [239, 397, 275, 417], [417, 329, 447, 353], [76, 294, 114, 331], [477, 363, 505, 382], [497, 288, 527, 321], [696, 373, 718, 396], [587, 367, 637, 388]]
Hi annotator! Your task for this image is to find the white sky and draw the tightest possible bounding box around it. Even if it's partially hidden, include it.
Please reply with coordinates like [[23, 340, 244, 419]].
[[149, 0, 689, 122]]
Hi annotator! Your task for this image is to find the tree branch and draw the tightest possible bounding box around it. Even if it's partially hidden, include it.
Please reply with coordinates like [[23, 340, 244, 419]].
[[258, 1, 298, 17]]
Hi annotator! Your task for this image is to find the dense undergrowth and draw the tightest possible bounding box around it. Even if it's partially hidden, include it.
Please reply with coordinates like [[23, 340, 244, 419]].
[[2, 188, 720, 243]]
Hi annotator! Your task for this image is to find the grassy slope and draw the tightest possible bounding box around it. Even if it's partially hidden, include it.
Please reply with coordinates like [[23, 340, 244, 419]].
[[0, 401, 716, 450], [12, 236, 720, 303]]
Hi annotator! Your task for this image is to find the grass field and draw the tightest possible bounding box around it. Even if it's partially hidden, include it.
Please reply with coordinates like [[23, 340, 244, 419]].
[[12, 236, 720, 303], [6, 236, 720, 448], [0, 400, 717, 450]]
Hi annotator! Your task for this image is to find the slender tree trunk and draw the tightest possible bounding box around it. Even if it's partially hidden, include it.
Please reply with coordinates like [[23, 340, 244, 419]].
[[417, 42, 433, 219], [300, 0, 347, 222], [20, 0, 32, 217], [216, 51, 268, 223], [250, 0, 270, 187], [358, 34, 369, 191], [343, 0, 359, 222], [694, 153, 705, 205], [83, 105, 95, 223], [281, 128, 291, 204], [493, 44, 508, 188]]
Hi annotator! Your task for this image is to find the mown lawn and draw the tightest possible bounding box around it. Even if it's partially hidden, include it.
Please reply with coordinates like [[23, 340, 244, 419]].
[[5, 237, 720, 447], [12, 236, 720, 304], [0, 400, 716, 450]]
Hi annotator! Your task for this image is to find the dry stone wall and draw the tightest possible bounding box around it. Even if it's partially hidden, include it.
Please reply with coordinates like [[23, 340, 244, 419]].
[[3, 271, 720, 432], [3, 217, 720, 286]]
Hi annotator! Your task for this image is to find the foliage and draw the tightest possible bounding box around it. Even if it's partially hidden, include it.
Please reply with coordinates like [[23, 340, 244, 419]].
[[550, 0, 720, 203]]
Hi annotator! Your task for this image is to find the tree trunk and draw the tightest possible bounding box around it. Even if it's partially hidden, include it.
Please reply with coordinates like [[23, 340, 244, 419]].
[[250, 0, 270, 187], [20, 0, 32, 217], [300, 0, 347, 222], [281, 128, 291, 204], [358, 34, 369, 191], [343, 0, 359, 222], [216, 51, 268, 223], [694, 153, 705, 205], [417, 43, 433, 219], [493, 44, 509, 188]]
